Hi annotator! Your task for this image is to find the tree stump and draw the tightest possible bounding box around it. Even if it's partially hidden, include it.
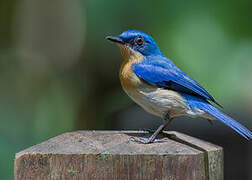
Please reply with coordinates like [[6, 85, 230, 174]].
[[14, 131, 223, 180]]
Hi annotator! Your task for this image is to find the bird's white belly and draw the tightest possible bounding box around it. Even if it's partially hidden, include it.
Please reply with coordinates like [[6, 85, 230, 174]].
[[125, 85, 206, 118]]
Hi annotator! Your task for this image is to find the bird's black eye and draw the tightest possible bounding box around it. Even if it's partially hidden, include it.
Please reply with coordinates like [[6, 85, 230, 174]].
[[136, 36, 144, 45]]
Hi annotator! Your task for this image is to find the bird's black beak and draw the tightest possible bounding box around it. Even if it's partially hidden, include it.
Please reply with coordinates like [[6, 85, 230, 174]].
[[106, 36, 125, 44]]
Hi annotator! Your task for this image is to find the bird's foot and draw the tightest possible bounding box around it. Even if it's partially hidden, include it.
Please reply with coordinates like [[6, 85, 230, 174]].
[[141, 128, 168, 135], [130, 137, 168, 144], [141, 128, 155, 133]]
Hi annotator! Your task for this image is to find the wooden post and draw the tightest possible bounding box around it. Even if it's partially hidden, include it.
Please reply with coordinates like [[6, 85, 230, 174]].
[[14, 131, 223, 180]]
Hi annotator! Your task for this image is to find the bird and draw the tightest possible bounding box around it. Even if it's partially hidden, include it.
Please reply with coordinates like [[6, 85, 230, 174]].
[[106, 30, 252, 144]]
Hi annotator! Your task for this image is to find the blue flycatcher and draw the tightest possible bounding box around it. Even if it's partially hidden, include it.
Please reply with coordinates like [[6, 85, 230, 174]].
[[106, 30, 252, 143]]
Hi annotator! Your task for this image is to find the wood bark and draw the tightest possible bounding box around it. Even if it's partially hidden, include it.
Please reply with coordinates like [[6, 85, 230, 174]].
[[14, 131, 223, 180]]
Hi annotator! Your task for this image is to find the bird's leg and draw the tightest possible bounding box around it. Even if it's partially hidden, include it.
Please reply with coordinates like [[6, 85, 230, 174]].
[[132, 114, 173, 144]]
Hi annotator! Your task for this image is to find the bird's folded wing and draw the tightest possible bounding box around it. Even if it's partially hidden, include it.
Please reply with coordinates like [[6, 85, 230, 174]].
[[133, 62, 221, 107]]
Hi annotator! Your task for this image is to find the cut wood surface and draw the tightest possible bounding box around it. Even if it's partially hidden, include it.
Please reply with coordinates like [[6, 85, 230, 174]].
[[14, 131, 223, 180]]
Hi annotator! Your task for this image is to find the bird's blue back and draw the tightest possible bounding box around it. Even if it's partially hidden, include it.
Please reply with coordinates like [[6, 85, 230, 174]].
[[133, 55, 220, 106]]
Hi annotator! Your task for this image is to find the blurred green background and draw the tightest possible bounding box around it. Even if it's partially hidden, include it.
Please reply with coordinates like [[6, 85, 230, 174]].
[[1, 0, 252, 179]]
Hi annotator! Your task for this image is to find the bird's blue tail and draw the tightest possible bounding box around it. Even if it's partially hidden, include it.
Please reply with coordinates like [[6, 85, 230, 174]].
[[184, 95, 252, 140], [201, 104, 252, 139]]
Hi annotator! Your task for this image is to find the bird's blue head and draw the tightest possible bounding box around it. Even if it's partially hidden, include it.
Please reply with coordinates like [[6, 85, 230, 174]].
[[106, 30, 163, 57]]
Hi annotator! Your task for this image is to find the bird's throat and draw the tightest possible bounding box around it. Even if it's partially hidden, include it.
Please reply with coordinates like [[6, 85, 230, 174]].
[[118, 45, 143, 63]]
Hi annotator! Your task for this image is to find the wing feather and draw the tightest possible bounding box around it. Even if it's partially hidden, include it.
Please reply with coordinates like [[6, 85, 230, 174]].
[[133, 62, 222, 107]]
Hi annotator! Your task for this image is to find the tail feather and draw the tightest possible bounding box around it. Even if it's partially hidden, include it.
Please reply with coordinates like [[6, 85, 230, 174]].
[[198, 102, 252, 140], [181, 93, 252, 139]]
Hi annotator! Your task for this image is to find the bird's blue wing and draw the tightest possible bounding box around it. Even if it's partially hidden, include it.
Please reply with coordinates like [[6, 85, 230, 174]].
[[133, 61, 221, 107]]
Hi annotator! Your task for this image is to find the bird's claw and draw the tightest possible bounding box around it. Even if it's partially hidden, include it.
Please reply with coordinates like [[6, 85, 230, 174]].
[[141, 128, 155, 133], [130, 137, 152, 144], [130, 137, 168, 144]]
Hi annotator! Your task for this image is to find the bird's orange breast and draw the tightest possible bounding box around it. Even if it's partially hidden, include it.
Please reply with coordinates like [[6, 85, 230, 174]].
[[120, 61, 140, 90], [119, 45, 143, 92]]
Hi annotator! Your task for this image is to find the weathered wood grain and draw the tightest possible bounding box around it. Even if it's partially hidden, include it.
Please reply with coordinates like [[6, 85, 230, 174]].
[[14, 131, 223, 180]]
